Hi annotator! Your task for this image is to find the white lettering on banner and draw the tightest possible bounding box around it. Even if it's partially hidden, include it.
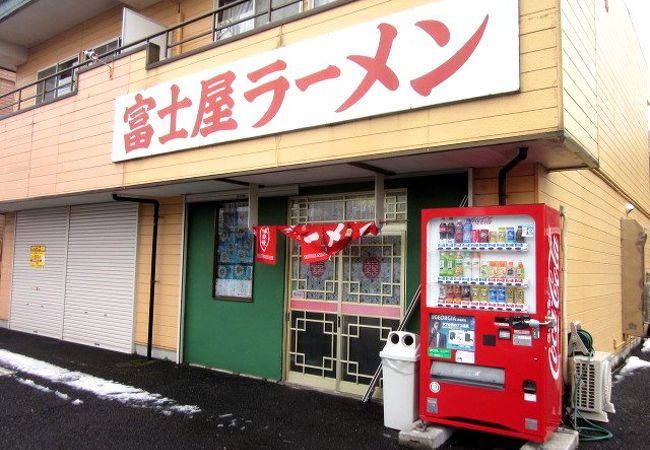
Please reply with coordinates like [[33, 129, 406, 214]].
[[259, 226, 270, 252], [112, 0, 519, 162], [547, 228, 561, 381]]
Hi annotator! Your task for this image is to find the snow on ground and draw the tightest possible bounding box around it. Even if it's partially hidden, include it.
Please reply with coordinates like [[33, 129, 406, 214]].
[[642, 339, 650, 353], [619, 356, 650, 376], [0, 349, 201, 416], [15, 376, 84, 404], [615, 355, 650, 382], [16, 377, 52, 393]]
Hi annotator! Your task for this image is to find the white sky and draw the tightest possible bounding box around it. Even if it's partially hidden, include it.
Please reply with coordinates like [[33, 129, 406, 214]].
[[626, 0, 650, 127]]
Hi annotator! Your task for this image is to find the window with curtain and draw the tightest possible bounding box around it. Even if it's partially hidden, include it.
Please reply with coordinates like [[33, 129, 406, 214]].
[[313, 0, 337, 7], [215, 0, 255, 40], [215, 0, 304, 40]]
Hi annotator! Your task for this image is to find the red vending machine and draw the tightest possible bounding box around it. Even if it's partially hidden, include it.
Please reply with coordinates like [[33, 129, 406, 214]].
[[420, 204, 562, 442]]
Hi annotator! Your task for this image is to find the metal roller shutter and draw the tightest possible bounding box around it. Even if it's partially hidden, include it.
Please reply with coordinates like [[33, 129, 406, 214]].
[[62, 203, 138, 353], [10, 208, 69, 338]]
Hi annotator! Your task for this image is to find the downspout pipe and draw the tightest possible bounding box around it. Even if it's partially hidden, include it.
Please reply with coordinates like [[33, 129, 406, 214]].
[[498, 147, 529, 205], [112, 194, 160, 360]]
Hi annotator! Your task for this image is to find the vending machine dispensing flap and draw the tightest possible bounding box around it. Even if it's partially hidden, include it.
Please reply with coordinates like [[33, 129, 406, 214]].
[[430, 361, 505, 389]]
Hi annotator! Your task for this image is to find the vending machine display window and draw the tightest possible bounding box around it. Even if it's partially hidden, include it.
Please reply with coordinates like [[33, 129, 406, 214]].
[[425, 215, 536, 314]]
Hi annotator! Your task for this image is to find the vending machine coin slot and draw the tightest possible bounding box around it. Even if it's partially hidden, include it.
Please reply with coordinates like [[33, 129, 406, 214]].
[[523, 380, 537, 395]]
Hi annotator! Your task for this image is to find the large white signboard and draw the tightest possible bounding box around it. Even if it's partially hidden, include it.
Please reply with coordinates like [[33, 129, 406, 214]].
[[112, 0, 519, 162]]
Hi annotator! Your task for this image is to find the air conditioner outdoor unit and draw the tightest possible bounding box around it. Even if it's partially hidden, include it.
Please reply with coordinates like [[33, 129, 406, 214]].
[[571, 351, 616, 423]]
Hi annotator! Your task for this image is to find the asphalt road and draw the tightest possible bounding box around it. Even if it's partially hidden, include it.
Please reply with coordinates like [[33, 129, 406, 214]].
[[0, 328, 647, 450]]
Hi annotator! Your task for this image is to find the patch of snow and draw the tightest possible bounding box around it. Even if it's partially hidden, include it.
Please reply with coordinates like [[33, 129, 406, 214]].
[[0, 349, 201, 416], [55, 391, 70, 401], [218, 413, 233, 419], [619, 356, 650, 376], [642, 339, 650, 353], [72, 399, 84, 406], [16, 377, 52, 393]]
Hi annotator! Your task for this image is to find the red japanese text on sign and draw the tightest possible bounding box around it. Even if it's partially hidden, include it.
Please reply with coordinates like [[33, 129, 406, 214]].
[[114, 1, 519, 162]]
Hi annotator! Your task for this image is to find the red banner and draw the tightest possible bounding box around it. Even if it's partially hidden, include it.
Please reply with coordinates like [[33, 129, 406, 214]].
[[254, 222, 379, 265], [279, 222, 379, 263], [254, 225, 278, 265]]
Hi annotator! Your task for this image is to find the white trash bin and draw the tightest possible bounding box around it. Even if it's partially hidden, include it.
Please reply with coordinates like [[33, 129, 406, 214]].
[[379, 331, 420, 431]]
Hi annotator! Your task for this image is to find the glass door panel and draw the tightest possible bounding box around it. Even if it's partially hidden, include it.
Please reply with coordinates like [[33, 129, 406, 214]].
[[286, 192, 406, 395]]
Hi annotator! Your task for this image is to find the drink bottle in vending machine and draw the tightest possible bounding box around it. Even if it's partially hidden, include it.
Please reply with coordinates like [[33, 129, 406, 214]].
[[421, 204, 562, 443]]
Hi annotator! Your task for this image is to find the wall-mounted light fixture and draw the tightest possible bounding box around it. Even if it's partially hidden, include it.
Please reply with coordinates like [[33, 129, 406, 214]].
[[83, 50, 114, 79]]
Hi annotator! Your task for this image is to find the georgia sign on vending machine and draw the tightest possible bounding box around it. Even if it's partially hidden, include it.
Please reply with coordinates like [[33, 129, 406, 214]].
[[420, 204, 562, 442]]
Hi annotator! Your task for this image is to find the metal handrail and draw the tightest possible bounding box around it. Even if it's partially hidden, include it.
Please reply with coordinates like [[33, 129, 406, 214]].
[[0, 0, 319, 118]]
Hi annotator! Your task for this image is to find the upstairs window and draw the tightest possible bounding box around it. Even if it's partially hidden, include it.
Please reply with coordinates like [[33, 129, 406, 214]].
[[312, 0, 337, 7], [36, 56, 78, 105], [214, 0, 302, 41], [215, 0, 255, 40]]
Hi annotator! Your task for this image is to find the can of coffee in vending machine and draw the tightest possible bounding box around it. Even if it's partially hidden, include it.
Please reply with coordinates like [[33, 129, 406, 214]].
[[472, 229, 480, 243], [439, 284, 447, 301], [480, 229, 489, 243], [470, 285, 480, 302], [453, 285, 462, 303], [514, 287, 525, 304], [498, 227, 507, 243], [461, 285, 471, 302]]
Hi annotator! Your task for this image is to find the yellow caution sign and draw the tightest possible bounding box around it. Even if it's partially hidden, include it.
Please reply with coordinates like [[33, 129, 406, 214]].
[[29, 245, 46, 268]]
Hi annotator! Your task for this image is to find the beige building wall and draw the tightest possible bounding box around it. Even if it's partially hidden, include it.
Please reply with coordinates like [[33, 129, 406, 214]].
[[560, 0, 597, 160], [593, 0, 650, 213], [134, 197, 184, 351], [561, 0, 650, 211], [0, 0, 563, 203], [0, 212, 15, 321], [474, 164, 650, 353], [473, 164, 538, 207], [538, 168, 650, 352]]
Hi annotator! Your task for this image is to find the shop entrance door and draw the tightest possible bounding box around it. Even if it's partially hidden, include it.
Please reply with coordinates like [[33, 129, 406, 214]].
[[285, 192, 406, 396]]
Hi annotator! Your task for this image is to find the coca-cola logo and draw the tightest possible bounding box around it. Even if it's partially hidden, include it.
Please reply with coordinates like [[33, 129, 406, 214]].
[[259, 226, 270, 252], [471, 216, 493, 225], [547, 228, 561, 381]]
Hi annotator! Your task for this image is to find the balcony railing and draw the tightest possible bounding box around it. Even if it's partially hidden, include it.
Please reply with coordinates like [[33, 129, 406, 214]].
[[0, 0, 343, 119]]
